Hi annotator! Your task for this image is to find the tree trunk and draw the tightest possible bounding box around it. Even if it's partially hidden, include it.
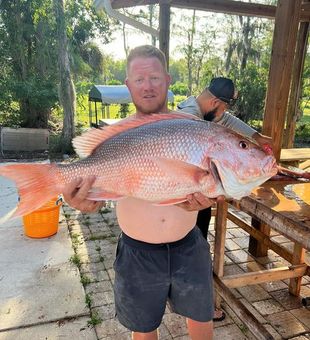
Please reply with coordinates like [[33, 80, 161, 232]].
[[54, 0, 76, 153], [186, 10, 196, 96]]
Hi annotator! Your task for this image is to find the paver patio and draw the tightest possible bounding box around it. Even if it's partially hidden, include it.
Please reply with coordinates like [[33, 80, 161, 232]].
[[62, 203, 310, 339]]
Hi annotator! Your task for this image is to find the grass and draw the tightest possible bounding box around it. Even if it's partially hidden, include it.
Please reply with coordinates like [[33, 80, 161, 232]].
[[87, 312, 102, 326], [80, 274, 91, 286], [85, 294, 92, 308], [69, 254, 81, 269]]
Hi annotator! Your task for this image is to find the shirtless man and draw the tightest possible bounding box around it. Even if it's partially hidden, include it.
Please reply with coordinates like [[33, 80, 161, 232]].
[[63, 45, 220, 340]]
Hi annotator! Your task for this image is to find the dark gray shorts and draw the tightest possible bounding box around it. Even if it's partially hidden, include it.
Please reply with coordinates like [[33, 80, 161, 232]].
[[113, 226, 214, 333]]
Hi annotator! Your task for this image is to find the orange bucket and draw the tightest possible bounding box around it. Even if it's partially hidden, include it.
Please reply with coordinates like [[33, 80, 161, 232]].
[[23, 197, 62, 238]]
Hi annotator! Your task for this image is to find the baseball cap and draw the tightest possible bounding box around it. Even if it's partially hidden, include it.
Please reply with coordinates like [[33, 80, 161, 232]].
[[208, 77, 238, 106]]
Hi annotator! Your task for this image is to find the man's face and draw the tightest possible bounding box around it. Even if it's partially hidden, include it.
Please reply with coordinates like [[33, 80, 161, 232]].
[[125, 57, 171, 115]]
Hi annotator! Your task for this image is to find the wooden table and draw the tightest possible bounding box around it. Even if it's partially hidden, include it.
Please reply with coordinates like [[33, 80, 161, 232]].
[[213, 180, 310, 340], [280, 148, 310, 167]]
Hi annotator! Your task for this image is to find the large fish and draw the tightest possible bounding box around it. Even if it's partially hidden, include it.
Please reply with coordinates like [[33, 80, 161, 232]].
[[0, 112, 277, 220]]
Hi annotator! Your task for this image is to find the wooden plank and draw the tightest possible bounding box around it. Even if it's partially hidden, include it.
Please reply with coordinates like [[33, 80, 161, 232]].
[[289, 244, 305, 296], [111, 0, 276, 18], [222, 264, 308, 288], [280, 148, 310, 162], [248, 219, 270, 257], [300, 159, 310, 170], [213, 201, 227, 278], [283, 12, 310, 148], [262, 0, 302, 161], [233, 194, 310, 250], [213, 275, 275, 340], [110, 0, 310, 21], [227, 211, 293, 263]]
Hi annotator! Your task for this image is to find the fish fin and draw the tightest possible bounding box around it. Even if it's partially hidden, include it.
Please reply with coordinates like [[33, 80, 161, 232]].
[[0, 164, 61, 220], [86, 191, 124, 201], [151, 157, 209, 184], [154, 198, 188, 206], [73, 112, 201, 158]]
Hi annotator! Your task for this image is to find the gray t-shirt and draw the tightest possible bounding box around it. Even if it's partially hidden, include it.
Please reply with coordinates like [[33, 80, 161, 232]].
[[177, 96, 256, 139]]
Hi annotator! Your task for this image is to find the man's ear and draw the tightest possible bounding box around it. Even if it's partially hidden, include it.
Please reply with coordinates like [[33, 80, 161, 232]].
[[211, 97, 220, 108], [125, 78, 128, 86]]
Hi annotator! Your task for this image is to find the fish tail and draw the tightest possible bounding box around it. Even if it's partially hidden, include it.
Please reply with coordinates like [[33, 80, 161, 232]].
[[0, 163, 62, 220]]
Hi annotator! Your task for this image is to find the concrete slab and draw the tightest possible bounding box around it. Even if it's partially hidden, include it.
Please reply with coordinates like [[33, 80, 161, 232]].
[[0, 164, 90, 333], [0, 316, 97, 340]]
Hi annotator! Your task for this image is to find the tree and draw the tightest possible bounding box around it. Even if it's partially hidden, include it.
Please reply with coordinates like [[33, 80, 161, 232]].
[[54, 0, 76, 152], [0, 0, 112, 138], [0, 0, 58, 128]]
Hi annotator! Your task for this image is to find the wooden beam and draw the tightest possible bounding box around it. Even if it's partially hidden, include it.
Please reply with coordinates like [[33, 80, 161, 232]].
[[170, 0, 276, 19], [213, 201, 228, 278], [110, 0, 310, 21], [262, 0, 302, 161], [227, 211, 293, 263], [222, 264, 308, 288], [301, 2, 310, 21], [234, 196, 310, 250], [283, 7, 309, 148], [213, 275, 275, 340], [159, 3, 170, 69], [111, 0, 276, 18]]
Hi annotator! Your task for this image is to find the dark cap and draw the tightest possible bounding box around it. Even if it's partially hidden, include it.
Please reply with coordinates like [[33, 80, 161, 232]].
[[208, 77, 238, 105]]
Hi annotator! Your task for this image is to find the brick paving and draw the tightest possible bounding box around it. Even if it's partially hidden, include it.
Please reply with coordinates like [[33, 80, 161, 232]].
[[62, 204, 310, 339]]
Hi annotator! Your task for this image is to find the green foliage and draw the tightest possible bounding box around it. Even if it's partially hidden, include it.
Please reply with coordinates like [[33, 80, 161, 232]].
[[118, 103, 130, 118], [170, 81, 188, 96], [0, 0, 113, 130], [230, 63, 268, 123], [87, 311, 102, 326]]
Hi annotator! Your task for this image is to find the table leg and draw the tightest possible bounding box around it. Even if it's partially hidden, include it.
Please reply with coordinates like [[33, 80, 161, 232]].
[[213, 201, 228, 310], [289, 243, 305, 296], [248, 219, 270, 257]]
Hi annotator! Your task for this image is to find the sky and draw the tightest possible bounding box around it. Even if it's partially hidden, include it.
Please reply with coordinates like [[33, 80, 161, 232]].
[[99, 7, 226, 60]]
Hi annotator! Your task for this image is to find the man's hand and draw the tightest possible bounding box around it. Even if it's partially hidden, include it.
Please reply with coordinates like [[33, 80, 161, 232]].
[[62, 176, 105, 213], [177, 192, 225, 211]]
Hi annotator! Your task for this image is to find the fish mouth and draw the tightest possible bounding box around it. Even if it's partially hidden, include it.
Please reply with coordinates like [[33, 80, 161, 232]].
[[210, 157, 278, 200], [210, 161, 222, 184]]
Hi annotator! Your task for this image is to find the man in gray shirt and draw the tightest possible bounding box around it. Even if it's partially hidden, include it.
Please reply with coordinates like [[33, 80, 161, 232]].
[[178, 77, 272, 322]]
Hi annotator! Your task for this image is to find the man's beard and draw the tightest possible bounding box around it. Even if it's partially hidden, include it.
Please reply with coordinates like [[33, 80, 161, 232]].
[[203, 109, 217, 121]]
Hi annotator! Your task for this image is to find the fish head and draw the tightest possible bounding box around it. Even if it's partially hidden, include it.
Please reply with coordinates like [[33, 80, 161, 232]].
[[207, 129, 277, 199]]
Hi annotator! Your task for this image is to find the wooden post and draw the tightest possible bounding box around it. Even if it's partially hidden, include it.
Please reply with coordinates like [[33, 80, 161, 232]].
[[283, 7, 309, 148], [213, 201, 228, 310], [213, 201, 228, 277], [262, 0, 302, 160], [159, 3, 170, 70], [248, 219, 270, 257], [289, 243, 305, 296]]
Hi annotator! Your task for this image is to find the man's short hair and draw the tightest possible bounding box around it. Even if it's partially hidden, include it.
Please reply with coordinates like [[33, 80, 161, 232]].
[[126, 45, 168, 74]]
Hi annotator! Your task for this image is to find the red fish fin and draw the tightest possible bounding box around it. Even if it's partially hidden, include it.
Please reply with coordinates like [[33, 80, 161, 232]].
[[87, 191, 124, 200], [155, 198, 188, 206], [73, 112, 200, 158], [151, 157, 209, 184], [0, 164, 61, 219]]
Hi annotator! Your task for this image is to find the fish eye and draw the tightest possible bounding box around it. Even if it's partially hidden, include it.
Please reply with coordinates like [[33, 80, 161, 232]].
[[239, 140, 248, 149]]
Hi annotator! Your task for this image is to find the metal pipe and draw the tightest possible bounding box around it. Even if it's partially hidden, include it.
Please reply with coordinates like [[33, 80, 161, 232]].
[[94, 0, 159, 39]]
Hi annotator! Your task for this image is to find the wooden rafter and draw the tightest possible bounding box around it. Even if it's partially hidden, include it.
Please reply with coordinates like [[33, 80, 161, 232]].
[[110, 0, 310, 21]]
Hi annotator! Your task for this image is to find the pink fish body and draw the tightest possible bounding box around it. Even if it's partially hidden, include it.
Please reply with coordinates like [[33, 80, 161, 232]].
[[0, 112, 277, 219]]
